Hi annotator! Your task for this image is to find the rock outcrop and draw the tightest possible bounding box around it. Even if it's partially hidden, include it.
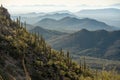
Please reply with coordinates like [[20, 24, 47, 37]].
[[0, 5, 11, 20]]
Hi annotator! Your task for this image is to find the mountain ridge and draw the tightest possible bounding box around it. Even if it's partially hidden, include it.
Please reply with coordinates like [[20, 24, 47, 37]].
[[35, 17, 117, 32], [49, 29, 120, 60], [77, 8, 120, 14], [30, 26, 67, 40], [75, 8, 120, 27]]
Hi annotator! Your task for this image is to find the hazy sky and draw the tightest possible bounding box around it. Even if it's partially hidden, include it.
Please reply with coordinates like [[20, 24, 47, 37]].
[[0, 0, 120, 14]]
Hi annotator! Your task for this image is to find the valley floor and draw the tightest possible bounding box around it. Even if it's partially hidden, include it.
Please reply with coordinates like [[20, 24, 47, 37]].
[[73, 56, 120, 72]]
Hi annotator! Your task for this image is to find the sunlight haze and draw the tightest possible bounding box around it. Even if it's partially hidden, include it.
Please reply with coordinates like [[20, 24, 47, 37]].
[[0, 0, 120, 14]]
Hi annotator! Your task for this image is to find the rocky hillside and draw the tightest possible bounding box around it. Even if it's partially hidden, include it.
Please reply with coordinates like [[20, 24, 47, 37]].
[[0, 5, 94, 80]]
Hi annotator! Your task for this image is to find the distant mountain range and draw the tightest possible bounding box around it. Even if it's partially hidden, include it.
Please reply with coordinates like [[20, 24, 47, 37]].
[[30, 26, 67, 40], [48, 29, 120, 60], [35, 17, 117, 33], [11, 13, 76, 25], [37, 13, 76, 20], [76, 8, 120, 27], [77, 8, 120, 14], [11, 8, 120, 29]]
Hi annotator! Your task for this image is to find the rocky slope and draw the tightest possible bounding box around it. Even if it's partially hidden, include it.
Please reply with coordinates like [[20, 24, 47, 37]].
[[0, 5, 93, 80]]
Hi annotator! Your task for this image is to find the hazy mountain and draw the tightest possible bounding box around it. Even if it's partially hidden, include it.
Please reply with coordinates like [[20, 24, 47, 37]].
[[37, 13, 76, 20], [75, 8, 120, 27], [11, 13, 76, 28], [11, 8, 120, 28], [35, 17, 117, 33], [77, 8, 120, 14], [49, 29, 120, 60], [30, 26, 67, 40], [11, 12, 46, 23], [48, 10, 72, 14], [12, 12, 45, 17]]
